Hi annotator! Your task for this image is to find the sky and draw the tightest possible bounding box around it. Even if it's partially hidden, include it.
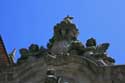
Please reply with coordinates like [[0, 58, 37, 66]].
[[0, 0, 125, 64]]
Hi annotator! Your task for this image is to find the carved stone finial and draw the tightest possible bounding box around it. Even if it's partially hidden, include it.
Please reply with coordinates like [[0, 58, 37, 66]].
[[9, 48, 16, 64]]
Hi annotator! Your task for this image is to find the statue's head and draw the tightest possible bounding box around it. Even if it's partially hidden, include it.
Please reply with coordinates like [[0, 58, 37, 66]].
[[86, 38, 96, 47], [29, 44, 39, 52], [19, 48, 29, 58]]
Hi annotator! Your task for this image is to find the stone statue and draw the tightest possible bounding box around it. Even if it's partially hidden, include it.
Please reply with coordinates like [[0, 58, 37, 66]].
[[29, 44, 39, 53], [53, 16, 79, 41], [86, 37, 96, 47], [94, 43, 115, 65], [18, 48, 29, 63], [48, 16, 79, 55], [68, 40, 85, 55], [28, 44, 41, 56], [19, 48, 29, 59], [83, 38, 113, 66], [83, 38, 97, 58], [96, 43, 109, 53], [94, 43, 109, 58]]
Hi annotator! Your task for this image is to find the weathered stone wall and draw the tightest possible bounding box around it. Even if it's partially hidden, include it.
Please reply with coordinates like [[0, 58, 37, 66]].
[[1, 55, 125, 83], [100, 65, 125, 83], [0, 65, 14, 83]]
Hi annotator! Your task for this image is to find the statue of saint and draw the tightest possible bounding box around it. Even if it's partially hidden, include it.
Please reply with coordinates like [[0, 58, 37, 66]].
[[83, 38, 97, 57], [48, 16, 79, 55]]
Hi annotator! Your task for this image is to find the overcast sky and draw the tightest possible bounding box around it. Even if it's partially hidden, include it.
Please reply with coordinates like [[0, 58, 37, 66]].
[[0, 0, 125, 64]]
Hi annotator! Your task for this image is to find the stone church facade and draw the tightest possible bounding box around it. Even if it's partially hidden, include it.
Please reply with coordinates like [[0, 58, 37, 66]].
[[0, 16, 125, 83]]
